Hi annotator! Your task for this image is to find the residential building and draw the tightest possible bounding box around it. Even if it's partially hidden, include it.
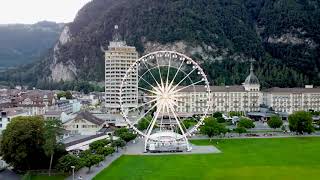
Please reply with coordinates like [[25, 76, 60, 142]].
[[104, 25, 138, 113], [62, 111, 106, 135]]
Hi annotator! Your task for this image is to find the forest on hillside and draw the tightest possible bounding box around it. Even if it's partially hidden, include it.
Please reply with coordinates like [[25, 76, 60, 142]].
[[0, 0, 319, 91]]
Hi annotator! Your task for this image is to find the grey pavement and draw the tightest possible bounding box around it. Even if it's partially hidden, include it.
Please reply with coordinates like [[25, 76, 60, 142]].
[[0, 169, 21, 180], [65, 150, 123, 180], [124, 138, 220, 155]]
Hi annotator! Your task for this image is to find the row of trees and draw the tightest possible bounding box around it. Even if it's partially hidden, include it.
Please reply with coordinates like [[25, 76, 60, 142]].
[[56, 127, 137, 173], [201, 110, 316, 138]]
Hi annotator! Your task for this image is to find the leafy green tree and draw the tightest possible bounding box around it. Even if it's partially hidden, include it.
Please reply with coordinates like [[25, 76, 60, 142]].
[[289, 111, 314, 134], [112, 139, 126, 152], [137, 115, 152, 130], [56, 154, 82, 173], [267, 115, 283, 130], [81, 154, 104, 173], [114, 128, 129, 137], [217, 117, 226, 123], [119, 132, 137, 143], [57, 91, 66, 99], [200, 117, 228, 140], [96, 147, 115, 157], [43, 119, 63, 176], [89, 139, 110, 151], [237, 117, 255, 129], [212, 112, 223, 118], [234, 127, 247, 136], [0, 116, 46, 171], [182, 118, 197, 129], [65, 91, 73, 99]]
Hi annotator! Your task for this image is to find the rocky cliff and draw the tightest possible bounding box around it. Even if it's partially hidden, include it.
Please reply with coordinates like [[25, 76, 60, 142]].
[[2, 0, 320, 88]]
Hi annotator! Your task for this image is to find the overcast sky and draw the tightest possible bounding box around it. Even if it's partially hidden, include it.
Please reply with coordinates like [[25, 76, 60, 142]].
[[0, 0, 92, 24]]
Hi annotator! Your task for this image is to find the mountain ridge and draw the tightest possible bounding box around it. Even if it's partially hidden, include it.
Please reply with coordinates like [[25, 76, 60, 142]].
[[1, 0, 319, 89]]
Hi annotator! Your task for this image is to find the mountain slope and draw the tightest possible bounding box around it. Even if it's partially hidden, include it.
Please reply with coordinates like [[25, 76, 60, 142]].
[[0, 21, 64, 68], [2, 0, 320, 88]]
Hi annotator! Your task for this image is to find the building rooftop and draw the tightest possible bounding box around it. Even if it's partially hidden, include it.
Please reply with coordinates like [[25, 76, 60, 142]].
[[264, 87, 320, 93]]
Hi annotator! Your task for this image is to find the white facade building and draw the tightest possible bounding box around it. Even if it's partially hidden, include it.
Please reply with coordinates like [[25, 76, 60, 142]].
[[264, 86, 320, 114], [175, 63, 320, 115], [104, 25, 138, 113]]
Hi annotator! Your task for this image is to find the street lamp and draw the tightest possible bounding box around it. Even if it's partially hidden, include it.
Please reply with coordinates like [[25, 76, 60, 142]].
[[71, 166, 75, 180]]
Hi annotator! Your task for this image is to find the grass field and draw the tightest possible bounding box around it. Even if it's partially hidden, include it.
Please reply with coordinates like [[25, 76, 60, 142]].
[[94, 137, 320, 180]]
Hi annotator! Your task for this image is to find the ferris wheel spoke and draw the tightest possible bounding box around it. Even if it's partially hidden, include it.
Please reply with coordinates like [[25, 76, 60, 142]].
[[133, 101, 159, 124], [141, 59, 161, 88], [168, 58, 185, 90], [166, 55, 171, 89], [138, 74, 157, 90], [146, 103, 162, 136], [171, 79, 204, 94], [155, 55, 164, 89], [171, 68, 197, 91], [167, 102, 187, 135], [138, 86, 157, 95], [127, 98, 158, 113]]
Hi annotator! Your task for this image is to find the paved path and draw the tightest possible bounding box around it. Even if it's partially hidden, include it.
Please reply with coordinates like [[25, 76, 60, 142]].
[[124, 138, 220, 155], [65, 149, 123, 180]]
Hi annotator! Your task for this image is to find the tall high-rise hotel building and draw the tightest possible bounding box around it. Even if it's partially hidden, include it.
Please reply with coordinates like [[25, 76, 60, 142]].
[[104, 26, 138, 113]]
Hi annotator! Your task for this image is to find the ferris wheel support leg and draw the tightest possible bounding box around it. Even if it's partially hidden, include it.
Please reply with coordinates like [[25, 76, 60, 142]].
[[144, 106, 162, 153], [168, 104, 192, 152]]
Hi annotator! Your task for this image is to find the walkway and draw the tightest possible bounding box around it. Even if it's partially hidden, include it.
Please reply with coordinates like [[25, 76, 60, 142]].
[[65, 149, 123, 180]]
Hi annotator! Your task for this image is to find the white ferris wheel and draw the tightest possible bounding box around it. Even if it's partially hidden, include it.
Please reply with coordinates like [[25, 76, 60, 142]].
[[119, 51, 211, 152]]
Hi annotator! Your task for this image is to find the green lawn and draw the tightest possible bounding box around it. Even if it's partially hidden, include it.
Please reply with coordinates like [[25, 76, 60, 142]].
[[94, 137, 320, 180]]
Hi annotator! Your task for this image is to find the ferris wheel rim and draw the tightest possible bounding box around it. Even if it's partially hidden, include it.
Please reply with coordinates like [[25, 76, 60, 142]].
[[119, 50, 211, 140]]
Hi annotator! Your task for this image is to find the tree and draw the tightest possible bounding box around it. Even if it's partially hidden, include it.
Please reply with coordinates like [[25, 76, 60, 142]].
[[217, 117, 226, 123], [289, 111, 314, 134], [96, 147, 115, 156], [89, 139, 110, 151], [137, 115, 152, 130], [237, 117, 255, 129], [81, 154, 104, 173], [111, 139, 126, 152], [57, 91, 66, 100], [43, 119, 63, 176], [114, 128, 129, 137], [200, 117, 228, 140], [182, 118, 197, 129], [234, 127, 247, 136], [212, 112, 223, 118], [267, 115, 283, 130], [0, 116, 46, 171], [56, 154, 82, 173], [119, 132, 137, 143], [65, 91, 73, 99]]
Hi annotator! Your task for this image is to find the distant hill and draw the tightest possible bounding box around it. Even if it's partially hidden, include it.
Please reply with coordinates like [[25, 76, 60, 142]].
[[1, 0, 319, 89], [0, 21, 64, 68]]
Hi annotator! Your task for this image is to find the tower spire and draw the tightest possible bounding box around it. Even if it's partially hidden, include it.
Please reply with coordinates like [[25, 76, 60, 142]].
[[113, 25, 122, 42], [249, 58, 255, 73]]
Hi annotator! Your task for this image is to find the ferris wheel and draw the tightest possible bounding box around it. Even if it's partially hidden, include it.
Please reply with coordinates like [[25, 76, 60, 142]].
[[119, 51, 211, 152]]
